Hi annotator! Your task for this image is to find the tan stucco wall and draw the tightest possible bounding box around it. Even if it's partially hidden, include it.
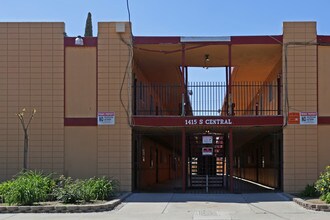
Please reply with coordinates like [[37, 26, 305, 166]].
[[317, 46, 330, 175], [282, 22, 318, 193], [0, 22, 65, 179], [97, 22, 132, 191], [64, 127, 97, 179], [317, 126, 330, 175], [65, 47, 96, 117], [318, 46, 330, 116]]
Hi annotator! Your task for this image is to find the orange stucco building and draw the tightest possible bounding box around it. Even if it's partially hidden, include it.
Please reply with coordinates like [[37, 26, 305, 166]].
[[0, 21, 329, 193]]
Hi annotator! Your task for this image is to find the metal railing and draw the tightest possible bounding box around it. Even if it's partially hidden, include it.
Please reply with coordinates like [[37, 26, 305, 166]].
[[133, 81, 281, 116]]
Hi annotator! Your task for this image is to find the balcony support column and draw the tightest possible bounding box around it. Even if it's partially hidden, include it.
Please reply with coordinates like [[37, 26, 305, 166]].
[[228, 44, 232, 115], [181, 44, 186, 116], [229, 127, 234, 193], [181, 127, 186, 192], [181, 44, 187, 192], [277, 74, 281, 115]]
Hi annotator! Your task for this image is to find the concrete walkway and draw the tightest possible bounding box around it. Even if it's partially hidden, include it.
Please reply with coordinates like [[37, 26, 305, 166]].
[[1, 193, 330, 220]]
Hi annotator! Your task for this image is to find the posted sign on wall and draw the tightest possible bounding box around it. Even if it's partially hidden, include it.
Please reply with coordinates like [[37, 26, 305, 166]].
[[288, 112, 317, 125], [300, 112, 317, 125], [202, 136, 213, 144], [202, 147, 213, 156], [98, 112, 115, 125]]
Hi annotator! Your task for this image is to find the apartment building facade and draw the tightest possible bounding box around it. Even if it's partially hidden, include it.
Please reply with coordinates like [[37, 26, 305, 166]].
[[0, 21, 329, 193]]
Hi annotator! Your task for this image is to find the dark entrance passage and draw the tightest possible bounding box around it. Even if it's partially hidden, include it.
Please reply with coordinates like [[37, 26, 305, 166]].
[[133, 126, 282, 193], [133, 129, 182, 192], [232, 128, 283, 192]]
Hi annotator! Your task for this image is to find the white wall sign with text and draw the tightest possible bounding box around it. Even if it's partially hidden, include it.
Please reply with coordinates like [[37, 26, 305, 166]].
[[300, 112, 317, 125], [202, 136, 213, 144], [98, 112, 115, 125]]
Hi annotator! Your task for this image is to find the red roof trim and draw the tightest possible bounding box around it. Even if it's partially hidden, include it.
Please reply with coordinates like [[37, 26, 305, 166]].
[[133, 36, 181, 44], [133, 35, 283, 45], [64, 37, 97, 47], [231, 35, 282, 44], [317, 35, 330, 44]]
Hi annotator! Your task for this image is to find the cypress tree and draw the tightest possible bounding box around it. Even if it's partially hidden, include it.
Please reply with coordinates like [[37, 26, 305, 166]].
[[84, 12, 93, 37]]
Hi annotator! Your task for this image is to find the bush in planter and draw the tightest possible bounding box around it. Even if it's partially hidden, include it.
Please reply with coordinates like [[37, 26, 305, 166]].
[[78, 179, 94, 202], [87, 177, 118, 200], [53, 176, 119, 203], [1, 172, 119, 205], [53, 175, 82, 204], [315, 165, 330, 203], [299, 184, 320, 198], [0, 181, 12, 203], [0, 171, 55, 205]]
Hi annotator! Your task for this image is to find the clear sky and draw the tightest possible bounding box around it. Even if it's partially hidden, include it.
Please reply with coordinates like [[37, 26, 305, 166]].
[[1, 0, 330, 37], [1, 0, 329, 82]]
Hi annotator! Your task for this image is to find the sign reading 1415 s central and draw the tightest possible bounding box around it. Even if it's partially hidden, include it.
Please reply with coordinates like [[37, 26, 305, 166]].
[[184, 118, 232, 126]]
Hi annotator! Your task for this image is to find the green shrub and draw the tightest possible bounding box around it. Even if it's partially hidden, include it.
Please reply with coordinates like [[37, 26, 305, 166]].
[[53, 176, 118, 203], [320, 192, 330, 203], [53, 176, 81, 204], [91, 177, 118, 200], [315, 165, 330, 202], [299, 184, 320, 198], [0, 181, 12, 203], [1, 172, 119, 205], [78, 179, 94, 202], [0, 171, 55, 205]]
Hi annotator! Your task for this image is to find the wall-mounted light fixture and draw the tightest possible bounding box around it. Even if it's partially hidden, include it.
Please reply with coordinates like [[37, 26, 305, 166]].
[[204, 54, 210, 69]]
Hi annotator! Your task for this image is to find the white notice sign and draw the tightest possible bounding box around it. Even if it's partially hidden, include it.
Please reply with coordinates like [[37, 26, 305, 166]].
[[98, 112, 115, 125], [300, 112, 317, 125], [202, 136, 213, 144]]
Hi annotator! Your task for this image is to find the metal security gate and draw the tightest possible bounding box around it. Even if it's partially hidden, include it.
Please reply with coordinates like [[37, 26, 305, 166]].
[[188, 133, 226, 191]]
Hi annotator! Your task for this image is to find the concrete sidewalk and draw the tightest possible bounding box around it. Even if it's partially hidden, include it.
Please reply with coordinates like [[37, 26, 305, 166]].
[[1, 193, 330, 220]]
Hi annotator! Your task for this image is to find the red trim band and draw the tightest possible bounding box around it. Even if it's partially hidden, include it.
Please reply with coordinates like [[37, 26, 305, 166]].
[[132, 116, 283, 127], [318, 116, 330, 124], [317, 35, 330, 44], [64, 118, 97, 126], [64, 37, 97, 47], [231, 35, 282, 44], [133, 36, 181, 44]]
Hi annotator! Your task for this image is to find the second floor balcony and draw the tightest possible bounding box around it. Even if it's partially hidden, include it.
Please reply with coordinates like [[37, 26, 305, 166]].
[[133, 81, 282, 117]]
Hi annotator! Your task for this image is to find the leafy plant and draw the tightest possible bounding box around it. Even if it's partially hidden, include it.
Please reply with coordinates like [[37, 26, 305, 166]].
[[0, 171, 55, 205], [315, 165, 330, 203], [299, 184, 320, 198], [78, 179, 94, 202], [0, 181, 12, 203], [53, 176, 118, 203], [53, 176, 81, 204], [315, 166, 330, 196], [89, 177, 118, 200], [0, 172, 119, 205]]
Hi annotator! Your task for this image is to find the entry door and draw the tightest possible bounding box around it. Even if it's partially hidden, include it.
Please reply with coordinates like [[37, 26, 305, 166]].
[[189, 134, 226, 188], [197, 156, 216, 175]]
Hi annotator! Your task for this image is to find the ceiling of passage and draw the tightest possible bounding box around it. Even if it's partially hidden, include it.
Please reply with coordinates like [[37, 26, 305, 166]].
[[133, 40, 282, 83]]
